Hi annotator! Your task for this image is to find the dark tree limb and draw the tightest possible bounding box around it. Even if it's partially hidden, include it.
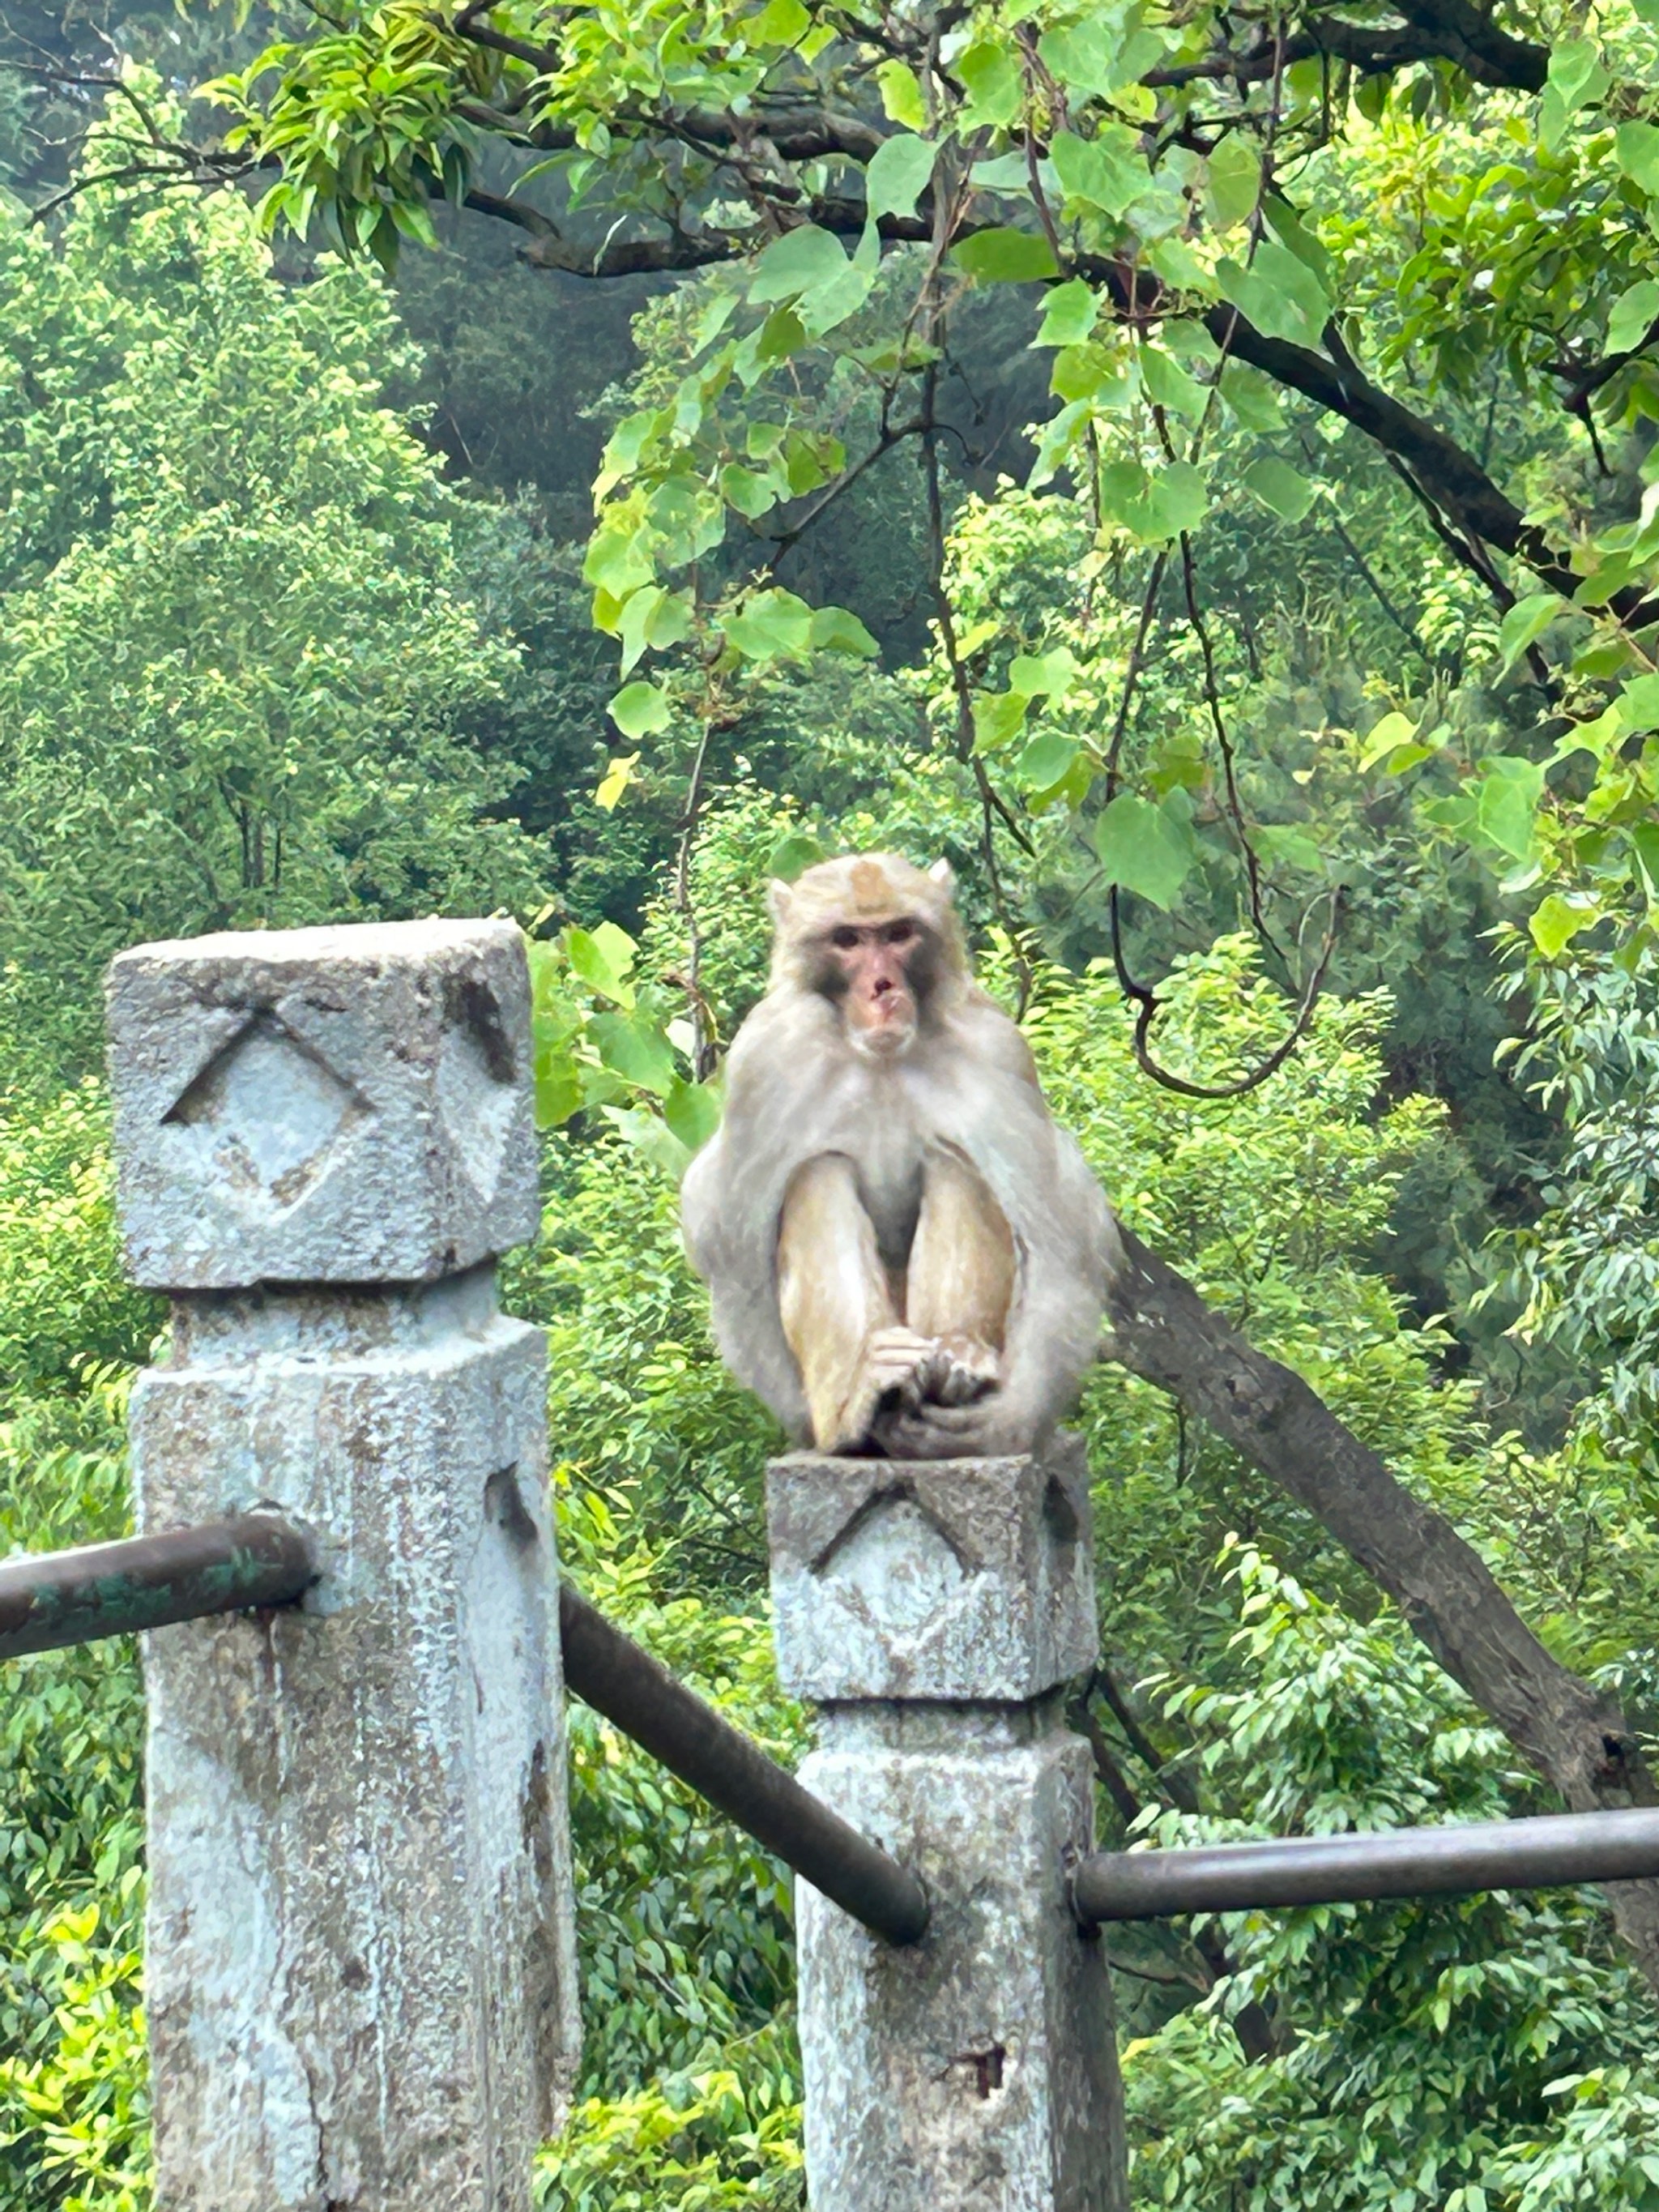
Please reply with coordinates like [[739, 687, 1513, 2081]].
[[1145, 8, 1546, 93], [1102, 1223, 1659, 1992]]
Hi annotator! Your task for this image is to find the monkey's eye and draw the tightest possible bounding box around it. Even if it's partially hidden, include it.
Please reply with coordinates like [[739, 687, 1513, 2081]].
[[830, 925, 862, 950], [883, 919, 918, 946]]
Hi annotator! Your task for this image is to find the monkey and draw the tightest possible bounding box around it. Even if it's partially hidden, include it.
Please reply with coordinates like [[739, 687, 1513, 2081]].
[[680, 852, 1120, 1460]]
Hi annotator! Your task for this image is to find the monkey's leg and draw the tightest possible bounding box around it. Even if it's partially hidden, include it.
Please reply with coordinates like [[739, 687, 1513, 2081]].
[[904, 1147, 1016, 1405], [778, 1155, 942, 1453]]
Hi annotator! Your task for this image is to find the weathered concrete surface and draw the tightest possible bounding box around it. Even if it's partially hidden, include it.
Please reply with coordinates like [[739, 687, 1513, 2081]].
[[768, 1441, 1097, 1703], [109, 918, 578, 2212], [797, 1709, 1124, 2212], [107, 918, 539, 1288], [770, 1447, 1124, 2212], [134, 1274, 580, 2212]]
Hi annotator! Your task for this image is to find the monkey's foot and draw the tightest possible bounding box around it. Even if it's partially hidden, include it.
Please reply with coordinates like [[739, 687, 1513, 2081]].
[[823, 1327, 949, 1453], [869, 1394, 1035, 1461], [924, 1333, 1001, 1407]]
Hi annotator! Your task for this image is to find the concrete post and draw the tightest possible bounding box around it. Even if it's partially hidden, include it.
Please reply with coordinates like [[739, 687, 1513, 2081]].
[[767, 1441, 1126, 2212], [106, 920, 580, 2212]]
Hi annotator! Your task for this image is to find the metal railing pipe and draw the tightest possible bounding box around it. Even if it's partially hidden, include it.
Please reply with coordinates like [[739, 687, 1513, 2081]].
[[559, 1581, 931, 1947], [1073, 1807, 1659, 1923], [0, 1515, 316, 1660]]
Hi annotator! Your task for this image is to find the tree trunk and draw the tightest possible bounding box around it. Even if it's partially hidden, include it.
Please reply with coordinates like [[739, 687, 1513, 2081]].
[[1106, 1224, 1659, 1992]]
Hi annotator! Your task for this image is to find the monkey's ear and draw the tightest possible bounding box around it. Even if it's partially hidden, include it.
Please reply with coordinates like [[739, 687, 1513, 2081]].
[[767, 880, 795, 927], [928, 858, 956, 896]]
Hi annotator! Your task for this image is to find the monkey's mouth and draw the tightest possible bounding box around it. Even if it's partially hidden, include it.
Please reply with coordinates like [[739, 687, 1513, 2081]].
[[850, 1014, 916, 1059]]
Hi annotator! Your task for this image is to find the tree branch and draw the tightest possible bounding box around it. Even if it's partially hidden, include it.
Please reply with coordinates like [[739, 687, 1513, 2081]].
[[1103, 1221, 1659, 1992]]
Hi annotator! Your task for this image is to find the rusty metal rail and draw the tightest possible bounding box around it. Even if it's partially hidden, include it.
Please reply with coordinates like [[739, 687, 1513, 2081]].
[[1073, 1808, 1659, 1924], [558, 1582, 929, 1945], [0, 1515, 315, 1659]]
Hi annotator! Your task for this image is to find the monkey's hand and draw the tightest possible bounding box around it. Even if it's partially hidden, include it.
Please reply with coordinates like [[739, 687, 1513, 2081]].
[[825, 1327, 952, 1454]]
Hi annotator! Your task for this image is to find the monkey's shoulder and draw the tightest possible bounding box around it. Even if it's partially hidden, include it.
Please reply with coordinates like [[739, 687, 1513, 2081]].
[[943, 989, 1043, 1091]]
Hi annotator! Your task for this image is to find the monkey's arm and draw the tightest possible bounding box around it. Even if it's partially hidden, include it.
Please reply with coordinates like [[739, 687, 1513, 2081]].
[[777, 1155, 941, 1454]]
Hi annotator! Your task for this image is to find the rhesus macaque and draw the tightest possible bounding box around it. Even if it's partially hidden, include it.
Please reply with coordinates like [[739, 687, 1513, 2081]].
[[680, 853, 1120, 1459]]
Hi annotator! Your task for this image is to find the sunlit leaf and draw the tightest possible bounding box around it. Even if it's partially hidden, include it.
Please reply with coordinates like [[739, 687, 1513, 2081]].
[[1529, 892, 1597, 958], [1034, 278, 1098, 348], [591, 1012, 677, 1096], [608, 681, 672, 740], [595, 751, 640, 811]]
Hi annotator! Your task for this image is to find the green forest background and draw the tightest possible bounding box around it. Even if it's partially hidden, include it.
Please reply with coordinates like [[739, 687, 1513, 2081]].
[[4, 0, 1659, 2201]]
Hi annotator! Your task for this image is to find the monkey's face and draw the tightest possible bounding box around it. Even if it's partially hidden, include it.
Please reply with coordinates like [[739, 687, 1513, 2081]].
[[819, 916, 928, 1059]]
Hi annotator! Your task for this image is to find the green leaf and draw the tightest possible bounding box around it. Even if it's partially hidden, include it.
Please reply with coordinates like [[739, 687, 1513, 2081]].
[[1498, 591, 1563, 672], [664, 1074, 723, 1152], [1216, 240, 1330, 348], [957, 40, 1022, 126], [1255, 823, 1324, 872], [1473, 754, 1546, 860], [1631, 818, 1659, 900], [591, 1012, 677, 1096], [1219, 364, 1284, 431], [865, 131, 938, 221], [1038, 17, 1148, 97], [1009, 647, 1077, 696], [603, 1104, 693, 1182], [566, 923, 636, 1007], [1095, 792, 1196, 908], [1017, 730, 1079, 788], [719, 463, 776, 519], [1616, 121, 1659, 194], [808, 604, 879, 657], [1608, 278, 1659, 356], [1144, 459, 1209, 540], [973, 690, 1029, 752], [1050, 129, 1145, 217], [952, 228, 1059, 283], [532, 1044, 583, 1129], [595, 751, 640, 811], [876, 60, 926, 128], [1140, 346, 1205, 419], [1357, 711, 1418, 771], [723, 587, 816, 662], [745, 0, 809, 44], [768, 829, 825, 880], [1034, 278, 1098, 348], [748, 224, 848, 304], [1529, 892, 1597, 957], [1097, 458, 1206, 542], [1241, 456, 1315, 522], [1205, 135, 1260, 230], [608, 680, 672, 740]]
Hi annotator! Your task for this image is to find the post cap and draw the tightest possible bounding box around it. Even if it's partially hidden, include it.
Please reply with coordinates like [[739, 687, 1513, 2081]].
[[766, 1439, 1098, 1704], [107, 918, 539, 1288]]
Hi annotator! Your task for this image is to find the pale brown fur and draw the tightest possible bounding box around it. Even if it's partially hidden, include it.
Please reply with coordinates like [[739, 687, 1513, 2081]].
[[681, 852, 1120, 1458]]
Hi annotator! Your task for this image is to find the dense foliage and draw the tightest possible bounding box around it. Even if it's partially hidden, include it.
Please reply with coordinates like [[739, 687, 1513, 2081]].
[[4, 0, 1659, 2201]]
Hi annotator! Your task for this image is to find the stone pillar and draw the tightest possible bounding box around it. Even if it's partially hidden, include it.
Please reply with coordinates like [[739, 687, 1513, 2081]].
[[106, 920, 581, 2212], [767, 1442, 1126, 2212]]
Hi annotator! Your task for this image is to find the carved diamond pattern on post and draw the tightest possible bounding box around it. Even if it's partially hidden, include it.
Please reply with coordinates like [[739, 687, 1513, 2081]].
[[815, 1489, 969, 1639], [161, 1013, 369, 1215]]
